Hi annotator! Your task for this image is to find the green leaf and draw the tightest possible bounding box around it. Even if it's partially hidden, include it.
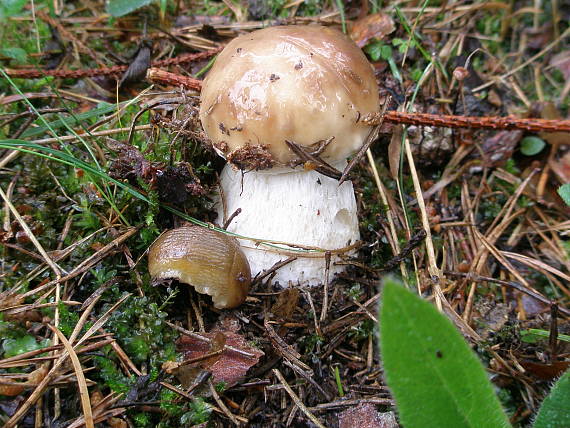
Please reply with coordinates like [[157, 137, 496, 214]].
[[2, 335, 43, 358], [0, 47, 28, 63], [379, 278, 511, 428], [364, 41, 383, 62], [0, 0, 26, 20], [520, 136, 546, 156], [557, 183, 570, 206], [533, 370, 570, 428], [107, 0, 154, 17], [521, 328, 570, 343], [380, 45, 393, 60]]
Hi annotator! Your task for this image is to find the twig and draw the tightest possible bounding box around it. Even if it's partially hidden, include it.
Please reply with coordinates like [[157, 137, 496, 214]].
[[253, 256, 297, 284], [49, 326, 94, 428], [209, 379, 241, 425], [404, 134, 442, 307], [264, 319, 313, 374], [377, 229, 427, 272], [165, 321, 256, 357], [272, 369, 326, 428], [339, 98, 389, 185], [285, 140, 342, 180], [5, 49, 222, 79], [223, 208, 242, 230]]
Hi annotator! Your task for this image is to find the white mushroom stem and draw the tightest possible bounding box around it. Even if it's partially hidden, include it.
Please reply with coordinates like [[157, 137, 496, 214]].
[[216, 160, 360, 286]]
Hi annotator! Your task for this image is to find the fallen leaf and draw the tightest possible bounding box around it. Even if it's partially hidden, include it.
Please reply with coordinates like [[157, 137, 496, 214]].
[[119, 40, 152, 87], [388, 125, 403, 179], [520, 293, 549, 317], [350, 13, 395, 48], [520, 360, 570, 381], [526, 24, 553, 50], [177, 327, 263, 387], [271, 288, 299, 320], [339, 404, 398, 428], [480, 130, 523, 167]]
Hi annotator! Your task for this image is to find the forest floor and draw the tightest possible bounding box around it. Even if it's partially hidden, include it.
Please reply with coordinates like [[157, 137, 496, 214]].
[[0, 0, 569, 427]]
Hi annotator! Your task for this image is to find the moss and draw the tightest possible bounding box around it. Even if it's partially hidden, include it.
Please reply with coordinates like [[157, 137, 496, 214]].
[[106, 295, 178, 366]]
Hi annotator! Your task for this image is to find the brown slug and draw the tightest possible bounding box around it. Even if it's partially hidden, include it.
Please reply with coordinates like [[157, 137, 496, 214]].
[[148, 226, 251, 309]]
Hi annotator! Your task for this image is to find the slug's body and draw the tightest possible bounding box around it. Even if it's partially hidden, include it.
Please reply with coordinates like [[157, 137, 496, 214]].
[[148, 226, 251, 309]]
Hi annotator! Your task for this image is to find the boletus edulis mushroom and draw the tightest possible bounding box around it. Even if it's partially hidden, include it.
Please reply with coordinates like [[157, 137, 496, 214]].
[[148, 226, 251, 309], [199, 25, 379, 286]]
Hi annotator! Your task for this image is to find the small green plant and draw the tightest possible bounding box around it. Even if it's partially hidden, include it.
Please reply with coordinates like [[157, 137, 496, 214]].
[[558, 183, 570, 206], [364, 41, 402, 83], [521, 328, 570, 344], [520, 136, 546, 156], [379, 277, 570, 428], [185, 397, 212, 425], [215, 381, 228, 393]]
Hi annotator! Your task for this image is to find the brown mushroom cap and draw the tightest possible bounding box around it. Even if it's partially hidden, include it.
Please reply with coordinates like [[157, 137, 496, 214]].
[[148, 226, 251, 309], [199, 25, 379, 167]]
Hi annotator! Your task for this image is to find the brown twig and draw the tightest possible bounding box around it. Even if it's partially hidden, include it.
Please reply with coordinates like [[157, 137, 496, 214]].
[[5, 49, 222, 79], [272, 369, 326, 428]]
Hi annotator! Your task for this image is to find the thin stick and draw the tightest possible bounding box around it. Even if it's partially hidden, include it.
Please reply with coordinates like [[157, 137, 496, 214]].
[[403, 137, 442, 308], [272, 369, 326, 428], [165, 321, 256, 357], [365, 149, 408, 279], [49, 326, 94, 428], [209, 379, 240, 425], [319, 252, 331, 322]]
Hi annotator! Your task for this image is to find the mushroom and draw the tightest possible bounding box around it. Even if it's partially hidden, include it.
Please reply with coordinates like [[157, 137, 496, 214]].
[[148, 226, 251, 308], [199, 25, 379, 286]]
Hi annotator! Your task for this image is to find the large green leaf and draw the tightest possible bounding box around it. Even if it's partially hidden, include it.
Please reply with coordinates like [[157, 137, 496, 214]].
[[533, 370, 570, 428], [379, 278, 511, 428], [107, 0, 154, 17]]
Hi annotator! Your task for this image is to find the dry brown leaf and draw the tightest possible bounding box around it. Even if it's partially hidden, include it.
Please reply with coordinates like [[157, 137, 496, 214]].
[[350, 13, 395, 48], [177, 325, 263, 387], [271, 288, 300, 320], [480, 130, 522, 167], [388, 125, 403, 179], [519, 360, 570, 381]]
